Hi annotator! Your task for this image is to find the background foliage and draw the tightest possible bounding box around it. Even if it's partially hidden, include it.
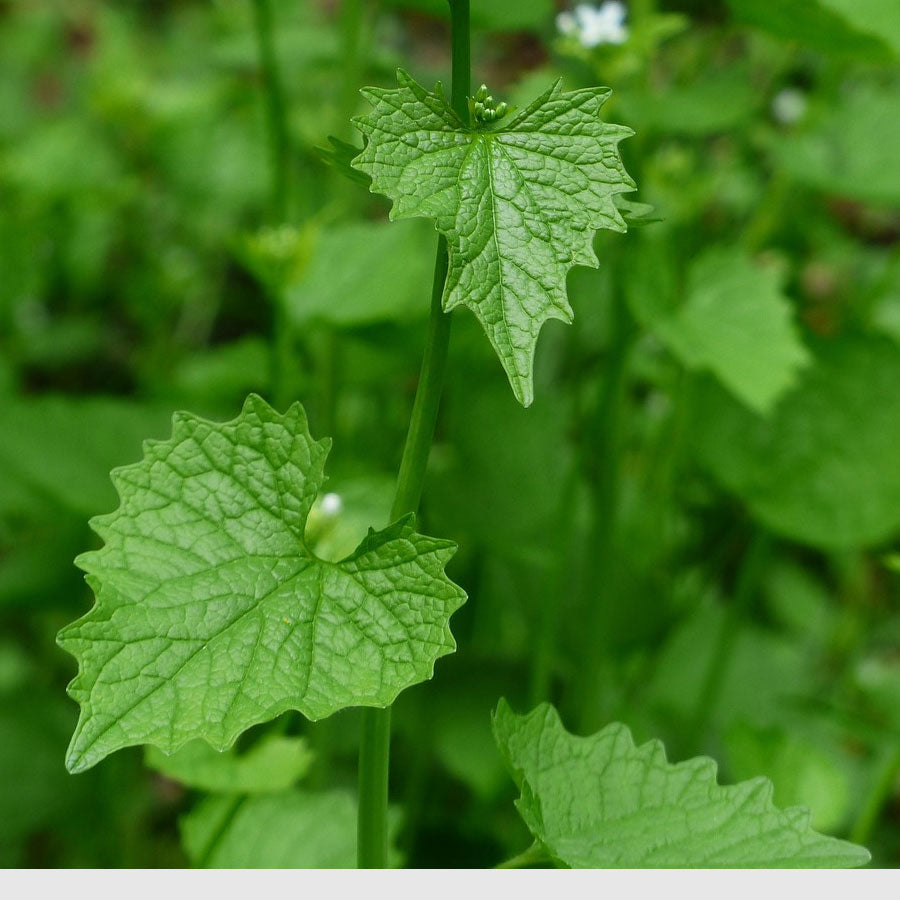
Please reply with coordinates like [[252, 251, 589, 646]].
[[2, 0, 900, 867]]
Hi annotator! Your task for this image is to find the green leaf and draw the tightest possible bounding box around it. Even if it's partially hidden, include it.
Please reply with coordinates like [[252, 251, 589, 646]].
[[58, 394, 466, 773], [315, 136, 371, 187], [353, 70, 635, 406], [181, 789, 402, 868], [493, 700, 870, 868], [772, 83, 900, 206], [727, 0, 895, 61], [284, 220, 434, 328], [645, 602, 816, 734], [691, 337, 900, 548], [854, 653, 900, 731], [145, 733, 313, 793], [818, 0, 900, 55], [621, 75, 761, 137], [0, 396, 172, 517], [724, 724, 852, 834], [0, 692, 88, 863], [629, 247, 810, 414], [615, 197, 662, 227], [167, 338, 272, 409]]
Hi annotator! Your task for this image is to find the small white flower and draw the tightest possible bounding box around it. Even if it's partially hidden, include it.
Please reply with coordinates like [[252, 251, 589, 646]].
[[320, 492, 343, 516], [556, 2, 629, 48], [556, 10, 578, 36], [771, 88, 807, 126]]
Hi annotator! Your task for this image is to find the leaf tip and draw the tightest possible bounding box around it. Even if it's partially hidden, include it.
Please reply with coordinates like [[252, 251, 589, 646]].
[[64, 736, 94, 775], [511, 379, 535, 409], [492, 696, 514, 725]]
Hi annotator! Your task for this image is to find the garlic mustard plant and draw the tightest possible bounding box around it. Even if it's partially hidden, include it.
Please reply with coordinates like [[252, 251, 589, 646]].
[[54, 0, 873, 871]]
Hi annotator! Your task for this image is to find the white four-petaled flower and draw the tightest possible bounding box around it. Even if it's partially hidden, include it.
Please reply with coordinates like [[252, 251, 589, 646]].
[[556, 1, 629, 48]]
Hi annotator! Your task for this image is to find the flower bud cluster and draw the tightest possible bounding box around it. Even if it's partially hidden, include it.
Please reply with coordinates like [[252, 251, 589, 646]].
[[473, 84, 508, 124]]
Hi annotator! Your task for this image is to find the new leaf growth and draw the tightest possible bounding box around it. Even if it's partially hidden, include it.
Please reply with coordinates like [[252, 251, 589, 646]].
[[353, 70, 635, 407]]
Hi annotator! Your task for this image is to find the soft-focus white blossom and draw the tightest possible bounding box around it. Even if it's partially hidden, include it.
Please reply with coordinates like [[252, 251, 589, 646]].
[[772, 88, 808, 126], [320, 492, 343, 516], [556, 2, 628, 48]]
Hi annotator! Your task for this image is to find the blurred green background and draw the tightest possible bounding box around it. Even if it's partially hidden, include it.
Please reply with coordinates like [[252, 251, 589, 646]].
[[2, 0, 900, 868]]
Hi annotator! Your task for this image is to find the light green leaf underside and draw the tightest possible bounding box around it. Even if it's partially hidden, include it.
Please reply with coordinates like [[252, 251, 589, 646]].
[[58, 394, 465, 773], [181, 789, 403, 868], [145, 733, 313, 793], [352, 69, 635, 407], [493, 700, 870, 868], [630, 247, 810, 414]]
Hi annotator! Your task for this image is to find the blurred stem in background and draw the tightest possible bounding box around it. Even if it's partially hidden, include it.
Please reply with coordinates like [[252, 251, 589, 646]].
[[573, 276, 637, 733], [338, 0, 371, 139], [320, 0, 374, 435], [852, 739, 900, 846], [251, 0, 290, 222], [685, 530, 772, 752], [249, 0, 295, 409], [356, 0, 470, 868], [529, 463, 581, 706]]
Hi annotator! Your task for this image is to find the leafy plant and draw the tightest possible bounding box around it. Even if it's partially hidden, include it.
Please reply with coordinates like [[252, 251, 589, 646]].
[[43, 0, 882, 870]]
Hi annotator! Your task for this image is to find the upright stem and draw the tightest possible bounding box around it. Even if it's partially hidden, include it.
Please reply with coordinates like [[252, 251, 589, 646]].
[[356, 242, 451, 869], [574, 284, 636, 733], [251, 0, 290, 221], [338, 0, 369, 138], [389, 241, 453, 521], [685, 530, 771, 752], [529, 463, 579, 706], [448, 0, 471, 118], [250, 0, 293, 406], [356, 0, 470, 868]]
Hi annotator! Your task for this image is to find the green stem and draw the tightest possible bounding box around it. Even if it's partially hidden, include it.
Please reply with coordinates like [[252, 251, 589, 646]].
[[357, 704, 393, 867], [496, 843, 549, 869], [529, 463, 579, 706], [685, 530, 771, 752], [390, 241, 453, 522], [338, 0, 369, 138], [356, 241, 453, 868], [574, 284, 636, 733], [251, 0, 293, 402], [269, 296, 293, 410], [251, 0, 290, 221], [356, 0, 470, 868], [448, 0, 471, 118]]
